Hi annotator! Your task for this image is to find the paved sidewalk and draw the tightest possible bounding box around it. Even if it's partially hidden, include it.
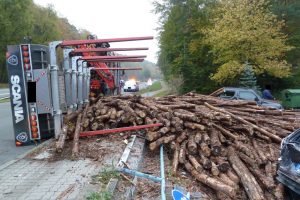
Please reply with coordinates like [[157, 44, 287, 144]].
[[0, 158, 101, 200]]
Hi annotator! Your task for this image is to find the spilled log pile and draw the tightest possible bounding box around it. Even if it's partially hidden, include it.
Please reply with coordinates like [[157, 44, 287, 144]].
[[57, 93, 300, 199]]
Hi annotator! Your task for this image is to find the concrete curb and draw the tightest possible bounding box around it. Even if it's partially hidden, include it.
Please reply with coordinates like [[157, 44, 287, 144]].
[[0, 138, 54, 171]]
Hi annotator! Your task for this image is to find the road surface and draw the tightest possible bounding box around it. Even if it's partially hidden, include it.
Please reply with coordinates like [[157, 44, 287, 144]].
[[0, 88, 9, 99], [0, 102, 34, 166], [141, 81, 167, 97]]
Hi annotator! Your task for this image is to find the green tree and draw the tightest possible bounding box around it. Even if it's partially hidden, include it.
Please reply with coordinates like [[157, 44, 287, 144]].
[[239, 62, 261, 93], [155, 0, 218, 94], [0, 1, 92, 83], [205, 0, 293, 84], [0, 0, 34, 82]]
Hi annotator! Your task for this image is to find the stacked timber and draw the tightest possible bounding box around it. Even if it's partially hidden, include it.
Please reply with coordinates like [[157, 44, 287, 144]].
[[58, 93, 300, 200]]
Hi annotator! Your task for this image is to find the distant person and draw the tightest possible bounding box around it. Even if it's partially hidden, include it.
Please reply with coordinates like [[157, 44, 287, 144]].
[[262, 85, 274, 100]]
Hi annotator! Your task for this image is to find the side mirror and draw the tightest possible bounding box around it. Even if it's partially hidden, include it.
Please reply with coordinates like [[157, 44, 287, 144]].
[[255, 97, 259, 102]]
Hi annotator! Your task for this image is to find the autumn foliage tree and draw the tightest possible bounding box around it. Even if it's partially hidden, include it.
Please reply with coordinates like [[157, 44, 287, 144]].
[[0, 0, 90, 82], [204, 0, 293, 84]]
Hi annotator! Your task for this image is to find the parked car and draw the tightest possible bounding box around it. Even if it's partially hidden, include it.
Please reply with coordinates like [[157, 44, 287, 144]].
[[216, 87, 283, 109], [277, 128, 300, 199]]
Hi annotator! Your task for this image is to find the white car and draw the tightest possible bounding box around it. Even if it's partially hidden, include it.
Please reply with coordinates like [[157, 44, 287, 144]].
[[123, 80, 139, 92]]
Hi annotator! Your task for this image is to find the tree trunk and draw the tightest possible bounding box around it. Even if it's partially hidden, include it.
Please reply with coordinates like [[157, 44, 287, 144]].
[[71, 113, 82, 160], [188, 154, 203, 172], [184, 162, 236, 198], [227, 147, 265, 200], [172, 143, 180, 176], [149, 135, 176, 150], [187, 134, 198, 155]]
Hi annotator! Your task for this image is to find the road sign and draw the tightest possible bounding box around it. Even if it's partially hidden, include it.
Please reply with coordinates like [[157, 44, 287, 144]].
[[172, 189, 190, 200]]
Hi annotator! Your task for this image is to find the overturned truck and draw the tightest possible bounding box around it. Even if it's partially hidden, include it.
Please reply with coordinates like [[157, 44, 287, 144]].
[[6, 36, 153, 146]]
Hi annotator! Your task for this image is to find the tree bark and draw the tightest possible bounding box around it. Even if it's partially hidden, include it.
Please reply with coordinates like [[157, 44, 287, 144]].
[[227, 147, 265, 200], [71, 113, 82, 160], [184, 162, 236, 197], [172, 143, 180, 176]]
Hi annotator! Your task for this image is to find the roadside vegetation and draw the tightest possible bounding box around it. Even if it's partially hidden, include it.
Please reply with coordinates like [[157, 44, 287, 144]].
[[137, 81, 162, 95], [154, 90, 169, 97], [154, 0, 300, 94], [0, 0, 91, 83], [0, 98, 10, 103], [0, 83, 8, 88]]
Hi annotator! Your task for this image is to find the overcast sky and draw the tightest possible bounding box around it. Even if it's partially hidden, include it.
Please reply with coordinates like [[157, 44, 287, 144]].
[[33, 0, 159, 63]]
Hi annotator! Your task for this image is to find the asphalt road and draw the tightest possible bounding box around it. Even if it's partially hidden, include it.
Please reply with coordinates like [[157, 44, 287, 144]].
[[0, 102, 34, 166], [0, 88, 9, 99]]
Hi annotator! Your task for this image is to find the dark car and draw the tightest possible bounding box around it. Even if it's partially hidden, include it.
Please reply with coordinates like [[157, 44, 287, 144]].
[[217, 87, 283, 109], [277, 128, 300, 199]]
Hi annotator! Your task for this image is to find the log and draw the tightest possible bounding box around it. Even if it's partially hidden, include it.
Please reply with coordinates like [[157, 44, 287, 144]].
[[249, 167, 275, 190], [194, 132, 202, 144], [159, 127, 170, 135], [202, 132, 211, 145], [205, 102, 282, 143], [211, 161, 220, 176], [90, 122, 98, 131], [116, 110, 125, 118], [238, 152, 257, 169], [174, 111, 200, 123], [146, 131, 161, 141], [184, 162, 236, 197], [109, 107, 117, 119], [199, 142, 211, 157], [64, 110, 81, 123], [274, 183, 285, 200], [210, 129, 221, 156], [172, 143, 180, 175], [71, 113, 82, 159], [184, 122, 205, 130], [218, 131, 228, 144], [216, 157, 230, 173], [149, 135, 176, 150], [226, 170, 240, 185], [217, 192, 232, 200], [56, 125, 68, 152], [135, 109, 146, 118], [219, 173, 238, 189], [188, 154, 203, 172], [179, 140, 187, 164], [176, 132, 187, 144], [157, 114, 171, 127], [199, 154, 212, 170], [252, 139, 268, 164], [212, 123, 239, 141], [187, 134, 198, 155], [230, 125, 254, 136], [82, 118, 90, 129], [265, 161, 273, 178], [228, 147, 265, 200], [234, 141, 255, 159]]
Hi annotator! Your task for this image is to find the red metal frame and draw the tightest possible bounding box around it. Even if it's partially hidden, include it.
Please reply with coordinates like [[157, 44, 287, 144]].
[[61, 36, 153, 46], [81, 55, 147, 60], [72, 47, 149, 53], [69, 36, 153, 92], [87, 58, 144, 62], [80, 123, 163, 137], [90, 67, 142, 70]]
